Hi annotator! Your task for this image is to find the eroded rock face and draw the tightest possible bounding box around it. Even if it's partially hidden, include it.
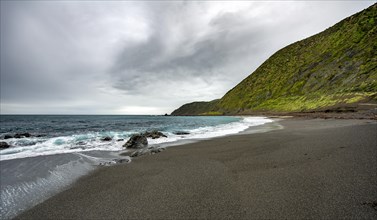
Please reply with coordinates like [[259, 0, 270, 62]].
[[123, 134, 148, 149], [0, 141, 10, 149], [143, 130, 167, 139]]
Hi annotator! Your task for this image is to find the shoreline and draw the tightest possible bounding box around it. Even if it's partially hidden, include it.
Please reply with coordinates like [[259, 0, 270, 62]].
[[0, 115, 271, 161], [15, 118, 377, 219], [1, 116, 275, 219]]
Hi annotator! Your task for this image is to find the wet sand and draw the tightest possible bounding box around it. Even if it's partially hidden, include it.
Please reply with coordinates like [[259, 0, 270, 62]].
[[16, 119, 377, 219]]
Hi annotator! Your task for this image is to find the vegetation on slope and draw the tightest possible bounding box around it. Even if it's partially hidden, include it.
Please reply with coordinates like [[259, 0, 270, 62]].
[[172, 4, 377, 115], [171, 100, 221, 116]]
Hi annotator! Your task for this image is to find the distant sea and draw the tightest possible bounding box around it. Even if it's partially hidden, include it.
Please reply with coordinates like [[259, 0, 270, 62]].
[[0, 115, 274, 219]]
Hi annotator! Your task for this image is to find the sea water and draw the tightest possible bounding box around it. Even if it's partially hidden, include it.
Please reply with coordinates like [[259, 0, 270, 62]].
[[0, 115, 273, 160], [0, 115, 275, 219]]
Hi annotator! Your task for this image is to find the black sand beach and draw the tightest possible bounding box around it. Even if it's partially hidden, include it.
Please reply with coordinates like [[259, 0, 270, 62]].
[[16, 118, 377, 219]]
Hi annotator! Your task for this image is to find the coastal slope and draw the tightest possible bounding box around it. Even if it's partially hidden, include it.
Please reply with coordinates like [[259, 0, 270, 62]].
[[170, 99, 220, 116], [172, 3, 377, 115]]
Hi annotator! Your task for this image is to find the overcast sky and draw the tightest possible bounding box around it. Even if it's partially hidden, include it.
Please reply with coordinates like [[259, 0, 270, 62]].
[[0, 1, 374, 114]]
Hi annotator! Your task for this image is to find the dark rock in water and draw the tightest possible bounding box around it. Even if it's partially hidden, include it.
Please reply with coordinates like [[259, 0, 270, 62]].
[[36, 134, 46, 137], [117, 139, 124, 141], [24, 133, 31, 137], [143, 130, 167, 139], [101, 137, 112, 141], [14, 133, 31, 138], [0, 141, 10, 149], [3, 135, 13, 139], [123, 134, 148, 149], [164, 113, 169, 116], [76, 141, 86, 145], [174, 131, 190, 135]]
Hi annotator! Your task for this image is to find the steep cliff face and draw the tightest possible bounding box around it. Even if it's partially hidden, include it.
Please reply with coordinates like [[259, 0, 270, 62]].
[[172, 4, 377, 115]]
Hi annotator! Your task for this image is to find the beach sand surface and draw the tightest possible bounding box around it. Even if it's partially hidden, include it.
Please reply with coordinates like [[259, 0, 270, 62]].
[[16, 119, 377, 219]]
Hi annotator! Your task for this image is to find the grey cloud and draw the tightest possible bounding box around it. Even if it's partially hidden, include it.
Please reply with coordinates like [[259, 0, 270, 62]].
[[109, 2, 322, 95], [0, 1, 374, 114], [110, 6, 266, 93]]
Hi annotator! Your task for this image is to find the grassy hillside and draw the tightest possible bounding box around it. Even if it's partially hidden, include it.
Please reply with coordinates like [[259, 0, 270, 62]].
[[171, 100, 221, 116], [172, 4, 377, 116]]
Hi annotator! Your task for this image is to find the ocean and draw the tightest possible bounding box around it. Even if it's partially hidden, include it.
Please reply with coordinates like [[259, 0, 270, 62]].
[[0, 115, 276, 219]]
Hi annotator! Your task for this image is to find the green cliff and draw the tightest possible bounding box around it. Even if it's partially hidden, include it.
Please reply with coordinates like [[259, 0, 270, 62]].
[[171, 100, 221, 116], [172, 4, 377, 116]]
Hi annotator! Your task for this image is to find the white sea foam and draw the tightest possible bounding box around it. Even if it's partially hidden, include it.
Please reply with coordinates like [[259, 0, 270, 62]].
[[0, 157, 95, 219], [0, 133, 128, 161], [0, 117, 273, 161], [148, 116, 273, 145]]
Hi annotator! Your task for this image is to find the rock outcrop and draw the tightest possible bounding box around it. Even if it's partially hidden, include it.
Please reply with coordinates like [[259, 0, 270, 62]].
[[123, 134, 148, 149], [101, 137, 112, 141], [0, 142, 10, 149], [3, 135, 13, 139], [14, 133, 31, 138], [143, 130, 167, 139]]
